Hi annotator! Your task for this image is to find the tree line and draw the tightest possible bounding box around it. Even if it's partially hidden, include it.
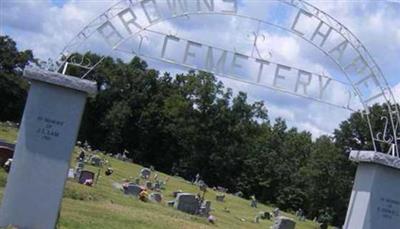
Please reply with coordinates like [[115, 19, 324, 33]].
[[0, 35, 391, 226]]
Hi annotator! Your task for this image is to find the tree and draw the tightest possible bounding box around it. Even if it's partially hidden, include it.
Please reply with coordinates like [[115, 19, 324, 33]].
[[0, 36, 34, 121], [3, 36, 398, 228], [301, 136, 354, 225]]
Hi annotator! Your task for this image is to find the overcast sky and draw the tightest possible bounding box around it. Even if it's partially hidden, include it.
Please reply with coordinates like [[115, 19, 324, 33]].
[[1, 0, 400, 138]]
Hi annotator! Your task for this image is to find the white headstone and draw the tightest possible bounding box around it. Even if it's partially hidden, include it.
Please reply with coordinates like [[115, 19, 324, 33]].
[[344, 150, 400, 229], [67, 168, 75, 178], [0, 68, 96, 229]]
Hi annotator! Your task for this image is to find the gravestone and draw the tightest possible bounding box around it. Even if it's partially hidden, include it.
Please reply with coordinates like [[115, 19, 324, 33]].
[[199, 200, 211, 217], [90, 155, 102, 166], [67, 168, 75, 179], [273, 208, 280, 218], [216, 194, 225, 202], [234, 191, 243, 197], [140, 167, 151, 179], [199, 182, 207, 192], [0, 145, 14, 166], [174, 193, 199, 215], [76, 161, 85, 169], [319, 222, 328, 229], [74, 161, 85, 179], [344, 150, 400, 229], [264, 212, 271, 220], [217, 186, 228, 193], [115, 153, 122, 160], [167, 200, 175, 207], [272, 216, 296, 229], [78, 170, 95, 184], [154, 181, 161, 190], [0, 140, 15, 150], [0, 68, 96, 229], [160, 180, 166, 190], [145, 181, 153, 190], [105, 167, 113, 176], [3, 159, 12, 173], [149, 192, 163, 203], [255, 211, 270, 223], [124, 183, 143, 196]]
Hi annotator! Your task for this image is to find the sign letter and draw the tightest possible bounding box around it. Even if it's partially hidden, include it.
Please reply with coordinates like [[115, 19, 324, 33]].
[[355, 73, 380, 89], [205, 47, 227, 73], [231, 53, 249, 74], [167, 0, 188, 15], [222, 0, 237, 14], [329, 40, 348, 63], [256, 59, 270, 83], [291, 9, 312, 36], [118, 8, 142, 34], [183, 41, 202, 64], [274, 64, 291, 88], [97, 21, 123, 47], [141, 0, 162, 23], [161, 35, 180, 63], [318, 75, 331, 99], [311, 21, 333, 47], [355, 73, 382, 103], [345, 56, 368, 75], [295, 70, 312, 95], [197, 0, 214, 12]]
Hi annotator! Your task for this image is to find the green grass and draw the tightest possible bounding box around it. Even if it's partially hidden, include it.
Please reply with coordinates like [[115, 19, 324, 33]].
[[0, 122, 323, 229], [0, 123, 18, 144]]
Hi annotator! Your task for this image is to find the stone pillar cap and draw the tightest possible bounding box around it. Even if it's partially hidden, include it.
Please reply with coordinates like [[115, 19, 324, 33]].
[[24, 67, 97, 96], [350, 150, 400, 170]]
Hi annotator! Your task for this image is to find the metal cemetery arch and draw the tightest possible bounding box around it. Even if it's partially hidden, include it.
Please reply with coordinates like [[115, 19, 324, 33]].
[[56, 0, 400, 157]]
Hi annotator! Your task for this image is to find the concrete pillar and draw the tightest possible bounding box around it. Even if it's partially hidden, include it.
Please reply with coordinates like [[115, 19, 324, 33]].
[[344, 150, 400, 229], [0, 68, 97, 229]]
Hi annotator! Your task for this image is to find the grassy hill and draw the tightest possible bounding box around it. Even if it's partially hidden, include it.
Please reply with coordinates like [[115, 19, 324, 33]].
[[0, 122, 324, 229]]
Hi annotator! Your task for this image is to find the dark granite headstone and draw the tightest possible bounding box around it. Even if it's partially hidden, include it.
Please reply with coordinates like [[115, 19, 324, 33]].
[[124, 183, 143, 196], [145, 181, 153, 190], [174, 193, 199, 215], [272, 216, 296, 229], [90, 156, 102, 166], [78, 170, 95, 184], [149, 192, 162, 203], [140, 168, 151, 179], [216, 194, 225, 202]]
